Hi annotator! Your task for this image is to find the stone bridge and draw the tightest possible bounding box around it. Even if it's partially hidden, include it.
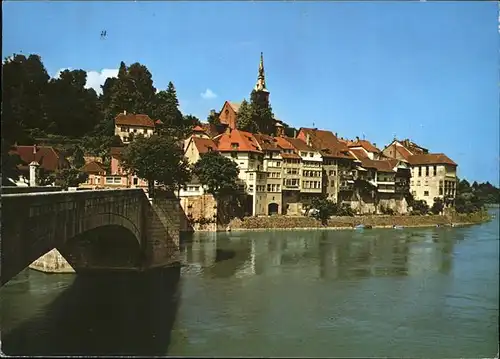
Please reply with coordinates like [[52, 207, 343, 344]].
[[0, 188, 182, 286]]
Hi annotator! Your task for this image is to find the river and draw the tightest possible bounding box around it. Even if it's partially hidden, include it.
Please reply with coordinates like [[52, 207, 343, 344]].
[[1, 209, 498, 357]]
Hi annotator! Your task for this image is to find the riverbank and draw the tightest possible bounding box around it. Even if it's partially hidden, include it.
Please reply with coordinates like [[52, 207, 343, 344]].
[[226, 210, 491, 232]]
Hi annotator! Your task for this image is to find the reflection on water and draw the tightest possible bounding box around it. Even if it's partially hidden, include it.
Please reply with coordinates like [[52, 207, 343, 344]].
[[1, 210, 498, 357]]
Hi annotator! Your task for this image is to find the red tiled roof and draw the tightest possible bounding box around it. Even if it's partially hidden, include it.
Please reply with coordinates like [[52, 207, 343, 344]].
[[298, 128, 354, 160], [115, 113, 156, 128], [408, 153, 457, 166], [283, 137, 316, 152], [192, 137, 218, 154], [358, 158, 397, 173], [348, 140, 380, 153], [274, 136, 295, 150], [214, 129, 262, 153], [253, 134, 281, 151], [349, 148, 369, 160], [395, 144, 413, 161], [10, 145, 69, 172], [82, 161, 106, 174], [193, 125, 206, 132]]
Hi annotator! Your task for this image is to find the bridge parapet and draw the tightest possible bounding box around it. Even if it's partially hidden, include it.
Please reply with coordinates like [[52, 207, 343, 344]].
[[1, 189, 181, 286]]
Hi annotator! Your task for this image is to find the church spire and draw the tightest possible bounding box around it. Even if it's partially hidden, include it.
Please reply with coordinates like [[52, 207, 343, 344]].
[[254, 52, 269, 93]]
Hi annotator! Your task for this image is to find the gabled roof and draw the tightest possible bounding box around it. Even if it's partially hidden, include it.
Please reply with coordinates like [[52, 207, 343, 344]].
[[274, 136, 296, 150], [191, 137, 218, 154], [82, 161, 106, 174], [214, 129, 262, 153], [227, 102, 241, 113], [408, 153, 457, 166], [192, 125, 206, 133], [115, 113, 156, 128], [348, 139, 380, 153], [283, 137, 317, 152], [253, 134, 281, 151], [358, 158, 398, 173], [349, 148, 369, 160], [10, 145, 69, 172], [298, 128, 354, 160]]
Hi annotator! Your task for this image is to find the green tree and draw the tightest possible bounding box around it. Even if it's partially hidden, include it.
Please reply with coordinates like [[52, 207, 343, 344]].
[[183, 114, 201, 127], [411, 200, 429, 215], [235, 99, 257, 133], [2, 54, 50, 140], [311, 195, 337, 225], [1, 140, 22, 185], [431, 197, 444, 215], [54, 168, 88, 190], [153, 82, 186, 138], [45, 69, 102, 137], [207, 110, 220, 126], [107, 61, 156, 119], [192, 151, 240, 198], [120, 134, 191, 196], [72, 146, 86, 169], [250, 89, 275, 135]]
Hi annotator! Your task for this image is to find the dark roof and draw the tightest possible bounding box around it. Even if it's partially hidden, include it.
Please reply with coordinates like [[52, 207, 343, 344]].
[[11, 145, 69, 172], [253, 134, 281, 151], [115, 113, 156, 128], [82, 161, 106, 174], [408, 153, 457, 166]]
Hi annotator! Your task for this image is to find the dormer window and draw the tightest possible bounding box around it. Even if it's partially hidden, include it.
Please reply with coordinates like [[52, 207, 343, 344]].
[[207, 147, 213, 152], [231, 143, 239, 150]]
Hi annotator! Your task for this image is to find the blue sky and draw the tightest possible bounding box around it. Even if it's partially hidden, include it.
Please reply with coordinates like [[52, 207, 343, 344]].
[[3, 1, 499, 185]]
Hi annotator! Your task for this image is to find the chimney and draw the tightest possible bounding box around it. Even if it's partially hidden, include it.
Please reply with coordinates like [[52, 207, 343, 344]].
[[29, 161, 40, 187], [373, 142, 376, 148], [356, 136, 360, 142], [123, 110, 127, 115], [335, 132, 338, 137]]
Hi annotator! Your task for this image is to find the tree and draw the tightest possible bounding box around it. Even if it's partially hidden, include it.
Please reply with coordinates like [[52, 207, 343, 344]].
[[249, 89, 275, 135], [192, 151, 239, 198], [72, 146, 86, 169], [311, 195, 337, 225], [236, 99, 257, 133], [411, 200, 429, 215], [431, 197, 444, 215], [1, 140, 22, 185], [183, 115, 201, 127], [207, 110, 220, 126], [2, 54, 50, 140], [54, 168, 88, 189], [153, 82, 186, 138], [107, 61, 156, 119], [45, 69, 102, 137], [120, 134, 191, 196]]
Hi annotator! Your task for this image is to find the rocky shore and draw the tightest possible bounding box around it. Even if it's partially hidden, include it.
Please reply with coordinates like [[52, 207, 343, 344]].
[[226, 211, 491, 232]]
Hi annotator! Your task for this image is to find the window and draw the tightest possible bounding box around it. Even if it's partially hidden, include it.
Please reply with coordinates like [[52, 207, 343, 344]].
[[424, 191, 429, 196], [106, 177, 114, 184], [433, 165, 437, 176], [231, 143, 239, 149], [301, 152, 307, 157], [249, 185, 254, 191], [133, 177, 138, 185], [267, 184, 271, 192], [417, 180, 421, 186], [231, 152, 238, 158], [331, 180, 335, 187], [114, 177, 122, 184], [425, 166, 429, 176], [418, 167, 422, 177], [439, 187, 443, 195], [309, 152, 313, 157], [207, 147, 213, 152], [249, 173, 254, 180]]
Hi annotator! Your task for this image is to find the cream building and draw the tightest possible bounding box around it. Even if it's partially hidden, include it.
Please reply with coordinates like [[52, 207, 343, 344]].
[[382, 139, 457, 207], [114, 112, 157, 144]]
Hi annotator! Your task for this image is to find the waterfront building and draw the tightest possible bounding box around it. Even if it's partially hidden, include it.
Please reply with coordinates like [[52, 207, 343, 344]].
[[382, 139, 457, 207]]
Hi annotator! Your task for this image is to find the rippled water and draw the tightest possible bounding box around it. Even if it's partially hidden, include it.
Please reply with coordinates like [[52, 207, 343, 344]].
[[1, 209, 498, 357]]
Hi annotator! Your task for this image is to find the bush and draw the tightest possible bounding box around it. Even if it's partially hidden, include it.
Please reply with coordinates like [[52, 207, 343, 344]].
[[431, 197, 444, 215], [411, 200, 429, 215]]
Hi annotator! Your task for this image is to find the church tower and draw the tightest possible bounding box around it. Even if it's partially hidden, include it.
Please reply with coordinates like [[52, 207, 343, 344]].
[[253, 52, 270, 103]]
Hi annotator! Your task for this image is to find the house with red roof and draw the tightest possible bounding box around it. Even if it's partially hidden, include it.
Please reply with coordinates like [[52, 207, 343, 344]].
[[297, 128, 356, 203], [9, 145, 70, 186], [114, 111, 158, 144], [382, 139, 457, 207]]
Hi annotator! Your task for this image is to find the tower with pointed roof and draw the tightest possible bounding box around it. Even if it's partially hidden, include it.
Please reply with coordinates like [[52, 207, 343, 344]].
[[253, 52, 270, 102]]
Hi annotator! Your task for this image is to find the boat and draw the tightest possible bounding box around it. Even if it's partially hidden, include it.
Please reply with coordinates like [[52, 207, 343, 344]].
[[393, 225, 404, 229], [354, 224, 365, 230]]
